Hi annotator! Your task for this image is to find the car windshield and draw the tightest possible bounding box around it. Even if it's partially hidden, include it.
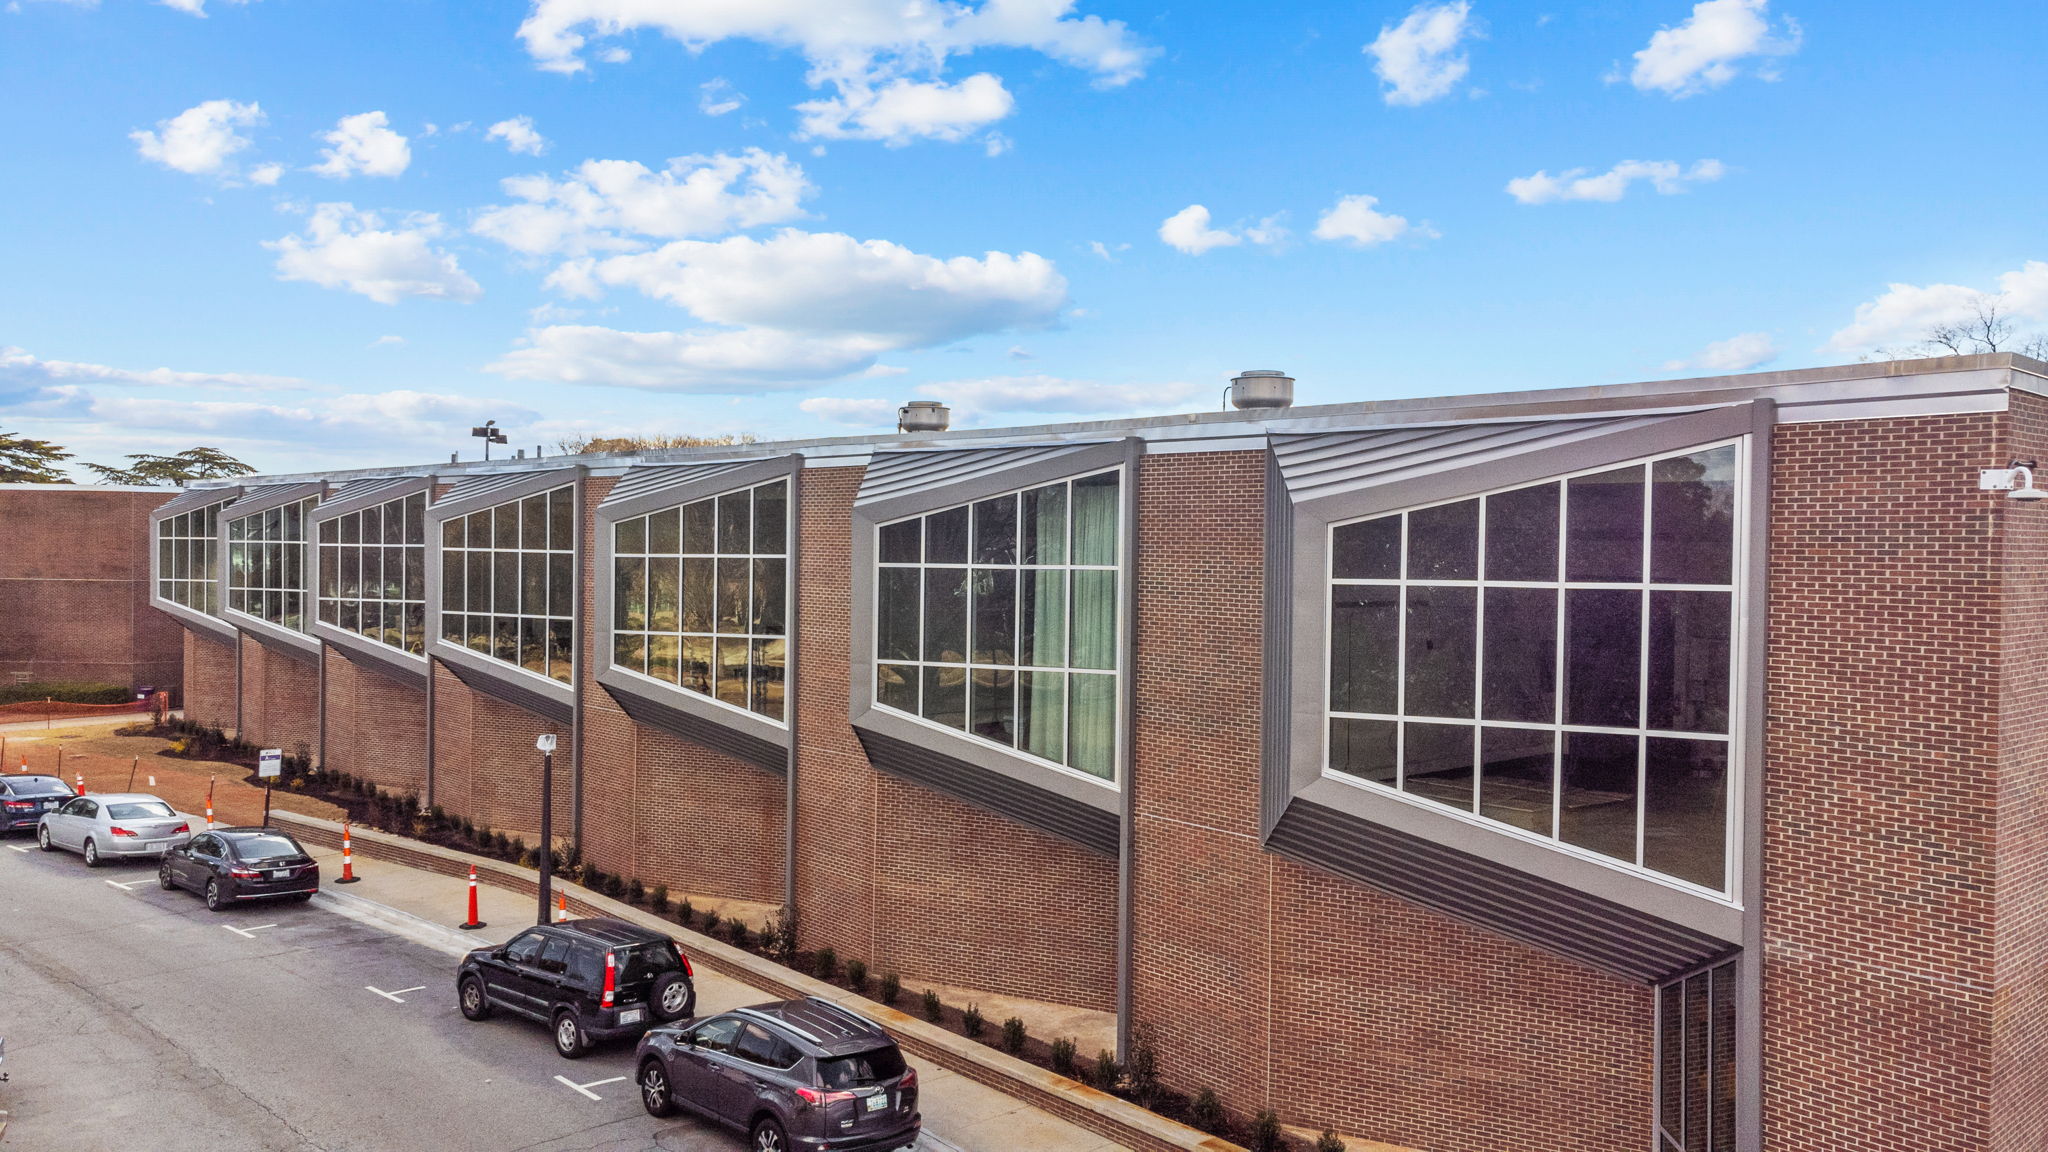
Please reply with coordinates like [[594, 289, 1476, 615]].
[[106, 802, 175, 820], [5, 778, 67, 795], [229, 834, 301, 859], [617, 941, 681, 983], [818, 1046, 907, 1089]]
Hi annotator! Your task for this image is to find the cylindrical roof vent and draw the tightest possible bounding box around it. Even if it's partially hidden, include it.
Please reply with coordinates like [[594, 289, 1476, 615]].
[[898, 400, 951, 433], [1229, 370, 1295, 410]]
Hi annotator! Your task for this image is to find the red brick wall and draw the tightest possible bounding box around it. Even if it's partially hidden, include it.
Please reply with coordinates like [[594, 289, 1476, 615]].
[[791, 465, 1119, 1010], [1128, 450, 1650, 1151], [1995, 392, 2048, 1150], [236, 636, 319, 758], [1765, 413, 2001, 1152], [181, 628, 237, 729], [0, 487, 182, 690], [320, 647, 427, 796], [427, 662, 566, 845]]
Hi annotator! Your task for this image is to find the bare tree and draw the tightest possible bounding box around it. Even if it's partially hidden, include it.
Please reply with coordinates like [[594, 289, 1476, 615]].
[[1877, 294, 2048, 361], [555, 432, 757, 455]]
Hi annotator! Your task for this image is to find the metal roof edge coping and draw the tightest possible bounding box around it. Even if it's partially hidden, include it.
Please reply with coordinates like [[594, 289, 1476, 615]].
[[210, 352, 2037, 486], [269, 808, 1251, 1152]]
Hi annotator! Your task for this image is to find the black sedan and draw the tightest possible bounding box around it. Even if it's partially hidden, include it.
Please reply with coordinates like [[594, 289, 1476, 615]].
[[159, 828, 320, 911], [2, 774, 74, 834]]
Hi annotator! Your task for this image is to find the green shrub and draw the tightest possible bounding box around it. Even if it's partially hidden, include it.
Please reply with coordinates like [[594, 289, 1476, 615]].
[[878, 972, 901, 1006], [728, 920, 751, 949], [1050, 1038, 1077, 1078], [767, 915, 797, 963], [700, 912, 722, 938], [921, 989, 944, 1023], [602, 874, 627, 901], [1315, 1129, 1347, 1152], [815, 946, 839, 983], [626, 878, 646, 905], [961, 1004, 985, 1038], [1000, 1017, 1026, 1054], [1251, 1110, 1282, 1152], [0, 681, 132, 706], [1190, 1090, 1226, 1136], [845, 958, 869, 994], [676, 899, 695, 928], [1091, 1050, 1120, 1091], [509, 837, 526, 863], [650, 885, 670, 915], [1126, 1032, 1160, 1105]]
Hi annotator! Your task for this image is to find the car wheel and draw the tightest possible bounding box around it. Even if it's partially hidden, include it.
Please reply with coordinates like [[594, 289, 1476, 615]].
[[553, 1010, 587, 1059], [651, 972, 692, 1022], [458, 975, 492, 1021], [750, 1116, 789, 1152], [638, 1059, 675, 1117], [158, 860, 177, 891], [82, 838, 101, 868], [36, 825, 53, 852], [205, 879, 225, 912]]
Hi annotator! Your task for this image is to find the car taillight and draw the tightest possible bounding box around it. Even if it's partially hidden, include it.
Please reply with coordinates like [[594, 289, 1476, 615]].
[[2, 801, 31, 811], [110, 826, 139, 837], [901, 1068, 917, 1091], [229, 867, 261, 879], [679, 953, 693, 977], [794, 1087, 858, 1107], [602, 951, 616, 1008], [172, 823, 190, 834]]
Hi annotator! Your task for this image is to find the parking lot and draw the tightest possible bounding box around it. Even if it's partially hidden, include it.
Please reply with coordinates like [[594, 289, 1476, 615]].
[[0, 834, 800, 1152]]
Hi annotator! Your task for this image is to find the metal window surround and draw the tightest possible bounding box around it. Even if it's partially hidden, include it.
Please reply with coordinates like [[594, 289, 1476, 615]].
[[592, 455, 799, 773], [309, 475, 435, 685], [149, 485, 243, 643], [218, 480, 327, 661], [848, 439, 1138, 856], [423, 466, 581, 723], [1264, 401, 1773, 980]]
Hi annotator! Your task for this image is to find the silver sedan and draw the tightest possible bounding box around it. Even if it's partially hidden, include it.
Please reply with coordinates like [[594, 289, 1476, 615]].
[[37, 793, 192, 867]]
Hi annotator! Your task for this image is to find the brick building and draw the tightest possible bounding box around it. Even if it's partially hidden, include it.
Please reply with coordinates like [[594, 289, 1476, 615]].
[[148, 354, 2048, 1152], [1, 482, 183, 694]]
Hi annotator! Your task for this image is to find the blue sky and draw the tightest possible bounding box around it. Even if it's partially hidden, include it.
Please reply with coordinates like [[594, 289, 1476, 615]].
[[3, 0, 2045, 476]]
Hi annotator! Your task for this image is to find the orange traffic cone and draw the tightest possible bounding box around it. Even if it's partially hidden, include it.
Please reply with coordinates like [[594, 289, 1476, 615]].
[[336, 820, 360, 884], [555, 892, 568, 923], [459, 864, 487, 930]]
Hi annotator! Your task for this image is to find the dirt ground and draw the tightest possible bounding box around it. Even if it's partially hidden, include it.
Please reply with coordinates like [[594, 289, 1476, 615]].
[[0, 722, 345, 828]]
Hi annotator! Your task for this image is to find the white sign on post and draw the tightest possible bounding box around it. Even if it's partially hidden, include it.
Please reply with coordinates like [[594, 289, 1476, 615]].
[[258, 749, 283, 779]]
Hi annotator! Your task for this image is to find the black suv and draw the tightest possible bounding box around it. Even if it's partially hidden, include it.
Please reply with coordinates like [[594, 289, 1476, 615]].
[[635, 998, 920, 1152], [457, 918, 696, 1058]]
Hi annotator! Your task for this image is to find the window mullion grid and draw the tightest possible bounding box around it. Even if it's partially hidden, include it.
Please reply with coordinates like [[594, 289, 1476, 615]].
[[1551, 488, 1567, 840], [1394, 512, 1409, 791], [1471, 494, 1487, 815], [1636, 467, 1653, 869]]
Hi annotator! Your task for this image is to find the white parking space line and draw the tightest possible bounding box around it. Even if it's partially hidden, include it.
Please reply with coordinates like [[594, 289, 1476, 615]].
[[366, 985, 427, 1003], [554, 1075, 627, 1101], [221, 923, 278, 939], [7, 845, 31, 853], [103, 878, 153, 891]]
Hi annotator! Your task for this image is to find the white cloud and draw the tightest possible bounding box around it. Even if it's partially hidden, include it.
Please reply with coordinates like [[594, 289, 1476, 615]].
[[699, 78, 743, 116], [1367, 1, 1475, 106], [1089, 240, 1128, 261], [862, 362, 909, 377], [1628, 0, 1800, 98], [248, 162, 284, 186], [919, 374, 1203, 418], [800, 396, 898, 426], [267, 203, 482, 305], [372, 334, 406, 347], [472, 149, 813, 257], [158, 0, 253, 16], [489, 325, 882, 392], [796, 74, 1014, 145], [1506, 159, 1725, 204], [1158, 205, 1241, 255], [486, 115, 548, 156], [1312, 194, 1434, 246], [599, 46, 631, 63], [1664, 332, 1777, 374], [130, 99, 264, 178], [311, 111, 411, 179], [1825, 262, 2048, 355], [0, 345, 309, 392], [515, 0, 1150, 148]]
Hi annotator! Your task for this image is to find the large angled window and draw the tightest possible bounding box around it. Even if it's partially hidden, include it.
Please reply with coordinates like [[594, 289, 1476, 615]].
[[609, 477, 787, 721], [872, 469, 1122, 781], [157, 500, 225, 614], [317, 490, 427, 655], [438, 485, 574, 683], [1325, 442, 1738, 893], [227, 497, 319, 631], [1657, 960, 1737, 1152]]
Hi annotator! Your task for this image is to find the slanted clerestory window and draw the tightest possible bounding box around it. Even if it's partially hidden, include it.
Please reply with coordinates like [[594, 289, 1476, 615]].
[[438, 485, 575, 683], [157, 500, 225, 613], [227, 497, 320, 630], [872, 469, 1123, 781], [317, 490, 427, 655], [1324, 443, 1739, 893]]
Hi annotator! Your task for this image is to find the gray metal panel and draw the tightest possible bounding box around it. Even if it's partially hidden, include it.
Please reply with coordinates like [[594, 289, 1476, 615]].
[[1267, 796, 1735, 985], [312, 475, 431, 521], [1260, 450, 1293, 839], [222, 481, 324, 519], [600, 459, 767, 508], [441, 654, 573, 725], [321, 629, 428, 686], [598, 677, 784, 774], [152, 485, 243, 520], [435, 468, 578, 517], [242, 624, 319, 666], [855, 442, 1117, 510], [854, 725, 1119, 856], [169, 612, 238, 645]]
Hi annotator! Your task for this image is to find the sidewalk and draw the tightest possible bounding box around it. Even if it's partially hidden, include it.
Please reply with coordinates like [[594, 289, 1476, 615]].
[[293, 840, 1130, 1152]]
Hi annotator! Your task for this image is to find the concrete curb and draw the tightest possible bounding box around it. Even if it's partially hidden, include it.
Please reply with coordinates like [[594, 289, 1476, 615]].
[[271, 809, 1246, 1152]]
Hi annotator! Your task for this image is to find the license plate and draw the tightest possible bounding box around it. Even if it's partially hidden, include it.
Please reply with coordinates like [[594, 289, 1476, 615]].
[[864, 1094, 888, 1113], [618, 1008, 643, 1025], [42, 801, 56, 811], [271, 869, 291, 880]]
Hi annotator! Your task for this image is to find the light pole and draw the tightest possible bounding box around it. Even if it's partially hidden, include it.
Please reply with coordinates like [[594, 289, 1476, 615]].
[[471, 420, 509, 461], [536, 732, 557, 925]]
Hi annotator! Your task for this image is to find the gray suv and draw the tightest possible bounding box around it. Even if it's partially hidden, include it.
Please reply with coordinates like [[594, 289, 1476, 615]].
[[635, 997, 920, 1152]]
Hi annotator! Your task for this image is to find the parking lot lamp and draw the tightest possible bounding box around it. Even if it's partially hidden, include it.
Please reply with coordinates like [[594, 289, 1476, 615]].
[[536, 733, 556, 925]]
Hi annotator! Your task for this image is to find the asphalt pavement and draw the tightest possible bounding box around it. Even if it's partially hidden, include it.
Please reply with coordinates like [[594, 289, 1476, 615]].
[[0, 835, 763, 1152]]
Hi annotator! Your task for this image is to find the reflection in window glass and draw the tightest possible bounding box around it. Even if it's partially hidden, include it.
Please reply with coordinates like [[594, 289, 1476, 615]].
[[157, 500, 228, 614], [441, 486, 576, 682], [317, 491, 427, 654], [228, 497, 320, 632], [874, 470, 1122, 782], [1656, 960, 1738, 1152], [1325, 444, 1740, 892], [610, 479, 788, 721]]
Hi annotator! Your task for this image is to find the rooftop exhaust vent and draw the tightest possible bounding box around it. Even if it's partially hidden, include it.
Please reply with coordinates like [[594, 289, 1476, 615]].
[[898, 400, 951, 433], [1229, 370, 1295, 410]]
